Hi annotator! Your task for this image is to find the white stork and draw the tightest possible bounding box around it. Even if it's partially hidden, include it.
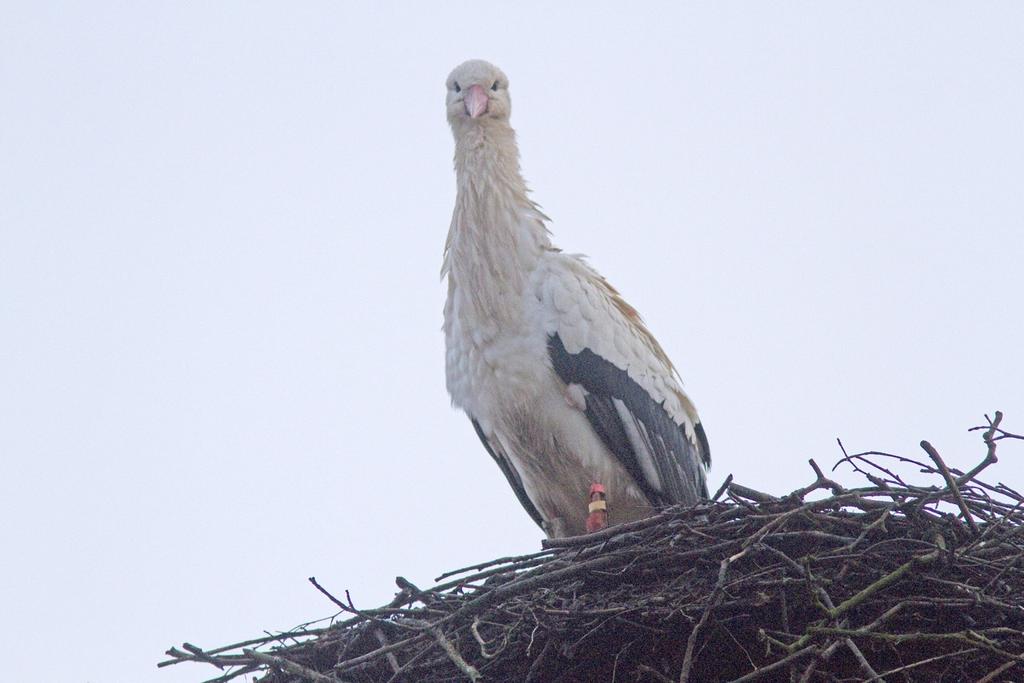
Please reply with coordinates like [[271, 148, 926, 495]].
[[442, 59, 709, 538]]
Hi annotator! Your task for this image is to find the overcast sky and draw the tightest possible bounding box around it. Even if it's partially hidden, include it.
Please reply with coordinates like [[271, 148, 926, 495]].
[[2, 3, 1022, 682]]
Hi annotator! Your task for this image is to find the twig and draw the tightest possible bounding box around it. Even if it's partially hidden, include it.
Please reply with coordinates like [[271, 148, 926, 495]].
[[869, 648, 976, 681], [182, 643, 225, 670], [308, 577, 348, 612], [828, 549, 940, 620], [711, 474, 734, 502], [679, 549, 747, 682], [373, 628, 401, 674], [920, 440, 979, 533], [729, 483, 780, 503], [243, 648, 345, 683], [844, 637, 884, 682], [976, 658, 1019, 683], [470, 616, 508, 659], [637, 664, 676, 683], [333, 633, 430, 673], [422, 623, 481, 681], [723, 646, 818, 682], [435, 548, 558, 581], [788, 459, 846, 499], [960, 411, 1004, 485]]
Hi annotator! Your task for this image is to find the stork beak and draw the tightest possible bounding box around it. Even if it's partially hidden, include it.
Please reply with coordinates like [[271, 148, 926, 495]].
[[464, 84, 489, 118]]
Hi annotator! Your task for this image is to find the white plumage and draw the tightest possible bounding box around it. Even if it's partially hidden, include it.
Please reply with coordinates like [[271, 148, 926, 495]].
[[442, 60, 709, 538]]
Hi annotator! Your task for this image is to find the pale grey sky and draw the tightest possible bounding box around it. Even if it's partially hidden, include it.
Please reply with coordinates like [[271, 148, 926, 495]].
[[1, 3, 1022, 682]]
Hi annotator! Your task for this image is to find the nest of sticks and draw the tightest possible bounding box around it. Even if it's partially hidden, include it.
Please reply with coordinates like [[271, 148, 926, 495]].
[[163, 413, 1024, 682]]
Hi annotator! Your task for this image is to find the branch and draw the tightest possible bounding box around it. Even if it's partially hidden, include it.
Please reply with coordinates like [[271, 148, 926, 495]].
[[920, 441, 979, 533], [243, 649, 346, 683]]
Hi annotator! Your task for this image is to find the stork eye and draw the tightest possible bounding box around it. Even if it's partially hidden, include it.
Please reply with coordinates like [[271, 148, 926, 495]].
[[454, 81, 461, 93], [491, 81, 499, 91]]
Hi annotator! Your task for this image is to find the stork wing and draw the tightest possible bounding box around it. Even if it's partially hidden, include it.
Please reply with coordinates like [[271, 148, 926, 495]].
[[541, 258, 710, 506], [470, 417, 545, 529]]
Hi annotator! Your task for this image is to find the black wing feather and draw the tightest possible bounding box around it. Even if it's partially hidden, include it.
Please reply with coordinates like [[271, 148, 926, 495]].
[[547, 333, 708, 505], [470, 417, 545, 529], [579, 392, 665, 505]]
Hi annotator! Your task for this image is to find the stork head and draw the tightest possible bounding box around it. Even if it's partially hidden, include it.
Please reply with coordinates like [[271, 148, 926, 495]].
[[446, 60, 511, 133]]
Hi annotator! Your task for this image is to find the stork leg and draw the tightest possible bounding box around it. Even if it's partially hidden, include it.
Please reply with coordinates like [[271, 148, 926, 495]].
[[585, 483, 608, 532]]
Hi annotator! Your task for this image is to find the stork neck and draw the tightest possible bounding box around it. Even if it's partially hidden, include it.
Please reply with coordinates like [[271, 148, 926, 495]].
[[445, 124, 550, 293], [453, 124, 526, 197]]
